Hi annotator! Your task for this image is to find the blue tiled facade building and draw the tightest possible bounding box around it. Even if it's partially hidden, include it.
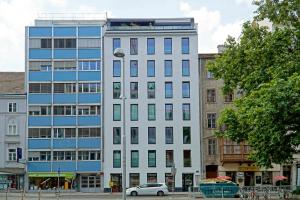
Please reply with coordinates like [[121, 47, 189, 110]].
[[25, 20, 103, 192]]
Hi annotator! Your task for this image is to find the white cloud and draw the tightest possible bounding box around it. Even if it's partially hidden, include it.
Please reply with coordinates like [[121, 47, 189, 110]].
[[180, 1, 244, 53]]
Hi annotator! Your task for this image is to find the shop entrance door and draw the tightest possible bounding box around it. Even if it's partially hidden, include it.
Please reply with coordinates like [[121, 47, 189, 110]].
[[182, 173, 193, 192], [244, 172, 255, 186], [80, 175, 100, 192], [110, 174, 122, 192]]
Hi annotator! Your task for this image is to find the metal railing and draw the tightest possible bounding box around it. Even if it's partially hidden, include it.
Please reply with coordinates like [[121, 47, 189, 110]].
[[239, 185, 294, 200]]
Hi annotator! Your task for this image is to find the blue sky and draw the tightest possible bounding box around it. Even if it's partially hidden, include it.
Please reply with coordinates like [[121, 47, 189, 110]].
[[0, 0, 257, 71]]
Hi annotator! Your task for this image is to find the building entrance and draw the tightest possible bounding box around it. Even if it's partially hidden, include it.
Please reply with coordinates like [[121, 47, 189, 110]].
[[110, 173, 122, 192], [244, 172, 255, 186], [182, 173, 193, 192]]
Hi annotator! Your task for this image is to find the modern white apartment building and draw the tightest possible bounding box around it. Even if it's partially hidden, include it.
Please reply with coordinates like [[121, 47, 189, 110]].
[[0, 72, 26, 190], [103, 18, 201, 192]]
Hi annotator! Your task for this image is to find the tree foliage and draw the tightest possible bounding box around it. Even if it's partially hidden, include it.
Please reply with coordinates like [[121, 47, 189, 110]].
[[207, 0, 300, 167]]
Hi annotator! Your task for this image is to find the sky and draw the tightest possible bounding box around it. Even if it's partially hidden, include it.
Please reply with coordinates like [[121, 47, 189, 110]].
[[0, 0, 257, 71]]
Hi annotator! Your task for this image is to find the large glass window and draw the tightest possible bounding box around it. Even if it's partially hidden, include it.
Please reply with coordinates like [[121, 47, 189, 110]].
[[29, 106, 51, 116], [165, 104, 173, 120], [41, 39, 52, 48], [78, 83, 100, 93], [166, 150, 174, 167], [164, 38, 172, 54], [183, 103, 191, 120], [130, 60, 138, 77], [164, 60, 172, 77], [29, 83, 51, 93], [148, 127, 156, 144], [131, 127, 139, 144], [165, 127, 173, 144], [53, 128, 76, 138], [147, 173, 157, 183], [183, 150, 191, 167], [165, 82, 173, 98], [78, 128, 101, 137], [130, 82, 138, 99], [113, 60, 121, 77], [207, 113, 216, 128], [147, 38, 155, 55], [129, 173, 140, 187], [54, 83, 76, 93], [182, 60, 190, 76], [183, 127, 191, 144], [78, 60, 100, 71], [147, 82, 155, 99], [130, 38, 138, 55], [181, 38, 189, 54], [148, 150, 156, 167], [113, 150, 121, 168], [130, 104, 138, 121], [113, 104, 121, 121], [131, 150, 139, 168], [54, 106, 76, 115], [147, 60, 155, 77], [54, 39, 76, 48], [29, 128, 51, 138], [262, 171, 273, 185], [113, 82, 121, 99], [148, 104, 156, 121], [113, 127, 121, 144], [182, 82, 190, 98], [113, 38, 120, 53]]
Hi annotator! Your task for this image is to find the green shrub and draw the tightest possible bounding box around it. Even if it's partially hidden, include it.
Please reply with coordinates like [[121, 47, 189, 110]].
[[292, 188, 300, 195]]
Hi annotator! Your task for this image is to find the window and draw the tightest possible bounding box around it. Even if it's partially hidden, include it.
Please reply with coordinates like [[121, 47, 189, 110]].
[[113, 82, 121, 99], [8, 103, 17, 112], [41, 39, 52, 48], [29, 106, 51, 116], [148, 150, 156, 167], [54, 128, 76, 138], [78, 105, 100, 115], [147, 60, 155, 77], [8, 123, 17, 135], [130, 60, 138, 77], [113, 104, 121, 121], [8, 149, 16, 161], [166, 150, 174, 167], [207, 71, 214, 79], [182, 82, 190, 98], [165, 127, 173, 144], [53, 106, 76, 115], [147, 173, 157, 183], [224, 92, 234, 102], [183, 103, 191, 120], [165, 104, 173, 120], [147, 38, 155, 55], [262, 171, 273, 185], [29, 83, 51, 93], [129, 173, 140, 187], [113, 60, 121, 77], [130, 82, 138, 99], [113, 127, 121, 144], [54, 61, 76, 71], [148, 104, 156, 121], [28, 128, 51, 138], [207, 89, 216, 102], [164, 60, 172, 77], [181, 38, 189, 54], [147, 82, 155, 99], [54, 39, 76, 48], [182, 60, 190, 76], [78, 128, 101, 137], [207, 113, 216, 128], [28, 151, 51, 161], [165, 82, 173, 98], [131, 150, 139, 167], [29, 61, 52, 71], [78, 60, 100, 71], [208, 138, 217, 155], [113, 38, 121, 52], [183, 150, 191, 167], [78, 151, 100, 160], [78, 83, 99, 94], [164, 38, 172, 54], [131, 127, 138, 144], [113, 150, 121, 168], [130, 104, 138, 121], [130, 38, 138, 55], [54, 83, 76, 93], [183, 127, 191, 144], [54, 151, 76, 161], [148, 127, 156, 144]]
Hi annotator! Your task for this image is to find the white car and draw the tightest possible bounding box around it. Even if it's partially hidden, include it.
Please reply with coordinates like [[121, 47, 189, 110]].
[[126, 183, 169, 196]]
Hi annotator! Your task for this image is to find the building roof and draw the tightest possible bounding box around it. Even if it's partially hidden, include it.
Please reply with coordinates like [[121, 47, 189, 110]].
[[0, 72, 25, 94]]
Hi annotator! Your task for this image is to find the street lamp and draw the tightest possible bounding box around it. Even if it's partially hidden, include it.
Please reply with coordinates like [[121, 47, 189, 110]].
[[113, 48, 126, 200]]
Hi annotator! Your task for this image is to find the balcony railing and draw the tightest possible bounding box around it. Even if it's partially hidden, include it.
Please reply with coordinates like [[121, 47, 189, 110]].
[[219, 139, 252, 163], [106, 24, 197, 31]]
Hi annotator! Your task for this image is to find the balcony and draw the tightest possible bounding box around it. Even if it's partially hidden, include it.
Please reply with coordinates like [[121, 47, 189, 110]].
[[219, 138, 252, 163]]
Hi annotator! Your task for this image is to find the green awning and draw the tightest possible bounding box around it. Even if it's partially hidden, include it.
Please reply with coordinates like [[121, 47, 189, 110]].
[[28, 172, 75, 179]]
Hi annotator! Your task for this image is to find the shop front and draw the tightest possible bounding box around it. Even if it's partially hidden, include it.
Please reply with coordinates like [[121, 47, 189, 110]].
[[0, 172, 24, 190], [28, 172, 76, 191]]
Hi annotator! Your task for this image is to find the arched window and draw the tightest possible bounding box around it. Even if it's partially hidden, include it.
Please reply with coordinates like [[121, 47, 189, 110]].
[[8, 119, 17, 135]]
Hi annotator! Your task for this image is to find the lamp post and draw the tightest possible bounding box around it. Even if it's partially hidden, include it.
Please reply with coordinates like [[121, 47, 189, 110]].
[[113, 48, 126, 200]]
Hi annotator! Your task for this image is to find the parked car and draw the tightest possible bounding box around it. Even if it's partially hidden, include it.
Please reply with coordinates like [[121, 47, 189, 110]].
[[126, 183, 169, 196]]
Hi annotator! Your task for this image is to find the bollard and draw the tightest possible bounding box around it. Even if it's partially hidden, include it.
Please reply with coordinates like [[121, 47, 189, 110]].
[[38, 188, 41, 200]]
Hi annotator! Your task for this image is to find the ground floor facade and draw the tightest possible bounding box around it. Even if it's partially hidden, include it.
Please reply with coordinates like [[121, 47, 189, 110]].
[[0, 171, 24, 190]]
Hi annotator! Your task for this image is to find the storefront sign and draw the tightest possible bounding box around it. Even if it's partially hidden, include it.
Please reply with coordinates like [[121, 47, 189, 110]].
[[238, 166, 259, 171], [28, 172, 75, 179]]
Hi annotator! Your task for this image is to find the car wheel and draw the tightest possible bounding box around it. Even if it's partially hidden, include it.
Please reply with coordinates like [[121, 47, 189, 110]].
[[131, 191, 138, 196], [157, 191, 164, 196]]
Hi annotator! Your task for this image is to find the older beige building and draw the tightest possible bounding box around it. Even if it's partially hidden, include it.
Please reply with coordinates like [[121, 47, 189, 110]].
[[199, 51, 283, 187]]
